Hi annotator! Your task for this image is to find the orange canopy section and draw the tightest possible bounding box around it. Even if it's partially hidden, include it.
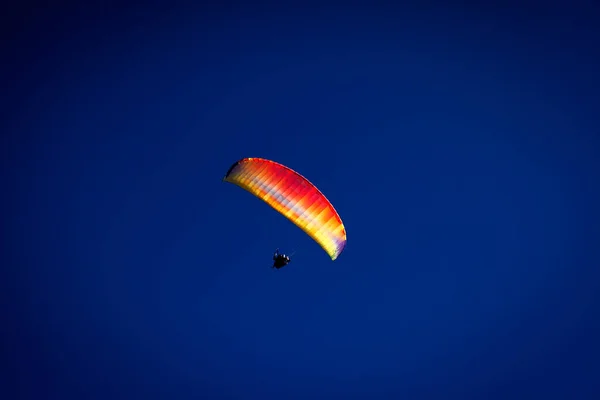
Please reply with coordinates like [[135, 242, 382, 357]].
[[223, 157, 346, 260]]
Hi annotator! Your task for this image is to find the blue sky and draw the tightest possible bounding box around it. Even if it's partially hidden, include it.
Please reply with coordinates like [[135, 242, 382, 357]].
[[3, 2, 600, 399]]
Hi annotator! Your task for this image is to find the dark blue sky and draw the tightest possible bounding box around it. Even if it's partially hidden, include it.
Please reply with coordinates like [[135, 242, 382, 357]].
[[2, 2, 600, 399]]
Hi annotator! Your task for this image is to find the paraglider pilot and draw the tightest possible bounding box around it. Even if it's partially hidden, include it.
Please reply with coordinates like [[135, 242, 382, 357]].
[[272, 248, 291, 269]]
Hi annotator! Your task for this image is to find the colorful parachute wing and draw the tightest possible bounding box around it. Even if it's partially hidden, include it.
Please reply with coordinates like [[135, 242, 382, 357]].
[[223, 157, 346, 260]]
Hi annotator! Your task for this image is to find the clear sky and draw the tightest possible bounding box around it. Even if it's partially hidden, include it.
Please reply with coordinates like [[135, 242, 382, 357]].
[[3, 2, 600, 399]]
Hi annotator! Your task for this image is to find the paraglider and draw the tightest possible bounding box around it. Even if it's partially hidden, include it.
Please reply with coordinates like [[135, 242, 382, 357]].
[[272, 248, 291, 269], [222, 157, 347, 266]]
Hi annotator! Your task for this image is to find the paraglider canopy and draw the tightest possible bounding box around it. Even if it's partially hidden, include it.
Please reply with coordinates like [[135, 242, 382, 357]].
[[223, 157, 347, 260]]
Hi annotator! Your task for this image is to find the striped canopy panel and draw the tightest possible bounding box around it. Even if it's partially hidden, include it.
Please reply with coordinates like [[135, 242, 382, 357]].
[[223, 157, 346, 260]]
